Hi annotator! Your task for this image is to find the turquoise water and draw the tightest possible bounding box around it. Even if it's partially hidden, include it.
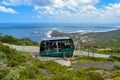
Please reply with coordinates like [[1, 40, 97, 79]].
[[0, 23, 120, 42]]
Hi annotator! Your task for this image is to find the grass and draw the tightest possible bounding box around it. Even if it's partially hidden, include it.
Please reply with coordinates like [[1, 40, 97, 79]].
[[45, 60, 67, 74], [1, 43, 120, 80], [72, 56, 118, 62], [79, 46, 120, 56], [0, 44, 48, 80], [0, 35, 39, 46]]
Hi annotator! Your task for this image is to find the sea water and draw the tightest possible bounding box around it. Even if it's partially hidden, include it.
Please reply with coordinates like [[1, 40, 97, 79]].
[[0, 23, 120, 42]]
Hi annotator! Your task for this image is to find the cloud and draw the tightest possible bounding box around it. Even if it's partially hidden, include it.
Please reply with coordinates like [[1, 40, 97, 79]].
[[103, 3, 120, 17], [1, 0, 99, 6], [0, 5, 18, 13], [1, 0, 120, 23], [2, 0, 23, 5], [1, 0, 64, 7], [66, 0, 98, 8]]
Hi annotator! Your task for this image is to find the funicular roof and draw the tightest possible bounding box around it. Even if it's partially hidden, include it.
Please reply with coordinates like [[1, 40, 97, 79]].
[[42, 37, 71, 41]]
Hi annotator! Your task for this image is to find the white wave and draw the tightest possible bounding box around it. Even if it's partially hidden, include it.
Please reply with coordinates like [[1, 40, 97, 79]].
[[34, 31, 39, 34], [75, 28, 119, 33], [26, 33, 29, 36], [96, 29, 119, 32], [47, 31, 52, 38], [52, 28, 57, 30], [73, 30, 93, 34], [115, 26, 120, 28]]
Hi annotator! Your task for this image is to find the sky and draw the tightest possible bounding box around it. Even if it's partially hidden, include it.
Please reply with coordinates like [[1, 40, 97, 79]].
[[0, 0, 120, 23]]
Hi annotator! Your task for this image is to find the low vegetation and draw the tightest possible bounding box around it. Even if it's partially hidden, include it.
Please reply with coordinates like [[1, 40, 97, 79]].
[[72, 56, 119, 62], [1, 43, 120, 80], [0, 43, 47, 80], [0, 34, 39, 46]]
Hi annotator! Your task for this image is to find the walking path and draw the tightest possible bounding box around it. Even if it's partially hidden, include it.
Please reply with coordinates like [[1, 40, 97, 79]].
[[4, 44, 111, 66], [4, 44, 71, 66], [74, 51, 110, 58]]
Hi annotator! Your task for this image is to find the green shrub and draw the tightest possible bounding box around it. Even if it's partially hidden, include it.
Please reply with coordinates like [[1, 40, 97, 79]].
[[6, 51, 30, 67], [19, 65, 48, 79], [32, 59, 46, 69], [76, 68, 86, 77], [0, 52, 8, 63], [45, 60, 67, 74], [87, 72, 104, 80], [112, 70, 120, 78], [20, 38, 39, 46], [51, 71, 85, 80], [110, 56, 120, 61], [86, 66, 107, 71], [20, 65, 39, 79], [0, 69, 9, 80], [0, 44, 49, 80], [3, 68, 20, 80], [0, 44, 33, 67], [113, 77, 120, 80], [1, 35, 21, 45], [113, 62, 120, 70], [0, 35, 39, 46], [73, 56, 114, 62]]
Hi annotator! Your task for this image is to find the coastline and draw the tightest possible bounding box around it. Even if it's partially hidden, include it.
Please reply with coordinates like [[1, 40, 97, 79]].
[[0, 23, 120, 42]]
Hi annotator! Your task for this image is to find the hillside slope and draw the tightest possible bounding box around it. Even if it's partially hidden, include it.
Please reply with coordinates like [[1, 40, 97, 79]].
[[51, 29, 120, 48]]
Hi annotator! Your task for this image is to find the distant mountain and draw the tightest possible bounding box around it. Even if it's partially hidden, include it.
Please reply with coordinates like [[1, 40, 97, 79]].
[[51, 29, 120, 48]]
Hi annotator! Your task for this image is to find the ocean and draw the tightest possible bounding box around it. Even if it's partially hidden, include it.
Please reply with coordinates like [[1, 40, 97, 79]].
[[0, 23, 120, 42]]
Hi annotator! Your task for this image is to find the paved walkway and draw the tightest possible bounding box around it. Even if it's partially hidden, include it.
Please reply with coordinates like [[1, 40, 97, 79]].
[[72, 62, 114, 69], [5, 44, 71, 66], [38, 56, 71, 66], [5, 44, 111, 66], [74, 51, 110, 58]]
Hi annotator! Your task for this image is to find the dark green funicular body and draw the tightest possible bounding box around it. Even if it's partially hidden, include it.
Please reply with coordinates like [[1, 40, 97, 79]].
[[39, 38, 74, 57]]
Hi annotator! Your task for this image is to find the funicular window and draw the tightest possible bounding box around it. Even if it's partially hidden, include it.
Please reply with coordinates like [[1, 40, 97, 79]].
[[64, 39, 73, 49], [53, 41, 61, 52], [40, 42, 46, 52], [40, 41, 52, 51], [40, 39, 74, 52]]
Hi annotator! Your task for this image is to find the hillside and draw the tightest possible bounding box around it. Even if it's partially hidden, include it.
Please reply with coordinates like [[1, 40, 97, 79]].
[[51, 29, 120, 48], [82, 29, 120, 48], [1, 34, 120, 80], [1, 43, 120, 80], [0, 34, 39, 46]]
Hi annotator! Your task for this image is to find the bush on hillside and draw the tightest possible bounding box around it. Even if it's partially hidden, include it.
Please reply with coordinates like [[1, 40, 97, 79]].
[[32, 59, 46, 69], [0, 69, 9, 80], [45, 60, 67, 74], [1, 35, 20, 44], [0, 35, 39, 46], [0, 44, 32, 67], [51, 71, 84, 80], [113, 62, 120, 70], [87, 72, 104, 80], [113, 77, 120, 80]]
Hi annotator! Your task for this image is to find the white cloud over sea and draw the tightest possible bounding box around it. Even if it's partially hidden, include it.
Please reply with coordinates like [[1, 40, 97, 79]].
[[0, 5, 18, 13], [1, 0, 120, 23]]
